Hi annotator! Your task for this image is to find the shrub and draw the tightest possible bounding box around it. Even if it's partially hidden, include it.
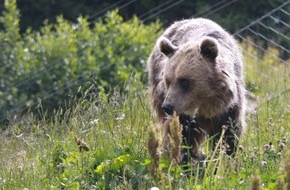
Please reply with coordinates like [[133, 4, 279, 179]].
[[0, 0, 162, 125]]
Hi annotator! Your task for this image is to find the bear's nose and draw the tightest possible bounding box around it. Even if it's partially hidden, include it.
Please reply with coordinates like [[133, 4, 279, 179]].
[[161, 104, 174, 115]]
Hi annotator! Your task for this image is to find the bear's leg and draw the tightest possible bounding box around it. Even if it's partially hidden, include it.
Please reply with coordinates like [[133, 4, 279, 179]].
[[224, 126, 240, 155], [180, 115, 207, 161], [211, 106, 242, 156], [212, 126, 239, 156]]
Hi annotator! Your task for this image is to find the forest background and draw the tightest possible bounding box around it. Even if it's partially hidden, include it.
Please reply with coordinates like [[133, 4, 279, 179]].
[[0, 0, 286, 33]]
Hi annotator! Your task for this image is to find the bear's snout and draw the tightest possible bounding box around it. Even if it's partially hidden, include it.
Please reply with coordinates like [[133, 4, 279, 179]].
[[161, 104, 174, 115]]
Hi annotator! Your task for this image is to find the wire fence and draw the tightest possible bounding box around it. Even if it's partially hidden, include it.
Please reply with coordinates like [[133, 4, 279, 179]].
[[234, 0, 290, 64], [234, 1, 290, 108], [1, 1, 289, 123]]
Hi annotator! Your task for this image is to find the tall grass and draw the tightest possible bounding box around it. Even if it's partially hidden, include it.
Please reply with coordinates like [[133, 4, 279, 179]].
[[0, 47, 290, 189]]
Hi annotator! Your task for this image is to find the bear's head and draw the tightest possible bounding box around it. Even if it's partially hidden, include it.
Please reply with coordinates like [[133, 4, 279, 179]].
[[158, 36, 236, 118]]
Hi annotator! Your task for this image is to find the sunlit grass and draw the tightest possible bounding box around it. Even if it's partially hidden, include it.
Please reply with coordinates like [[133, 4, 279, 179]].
[[0, 46, 290, 189]]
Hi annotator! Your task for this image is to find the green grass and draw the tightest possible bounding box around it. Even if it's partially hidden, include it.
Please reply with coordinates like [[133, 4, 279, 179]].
[[1, 50, 290, 189]]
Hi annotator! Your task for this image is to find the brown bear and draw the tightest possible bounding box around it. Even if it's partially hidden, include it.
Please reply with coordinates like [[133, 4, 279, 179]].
[[147, 18, 246, 161]]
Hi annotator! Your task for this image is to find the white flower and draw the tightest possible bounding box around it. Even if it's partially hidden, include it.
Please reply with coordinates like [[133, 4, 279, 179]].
[[261, 161, 267, 167], [116, 113, 125, 121], [89, 119, 99, 125]]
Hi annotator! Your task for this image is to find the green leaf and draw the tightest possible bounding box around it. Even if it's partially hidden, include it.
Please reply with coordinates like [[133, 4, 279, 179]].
[[141, 158, 152, 166]]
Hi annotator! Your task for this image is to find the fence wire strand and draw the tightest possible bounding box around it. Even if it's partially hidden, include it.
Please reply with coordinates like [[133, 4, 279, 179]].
[[1, 1, 290, 123]]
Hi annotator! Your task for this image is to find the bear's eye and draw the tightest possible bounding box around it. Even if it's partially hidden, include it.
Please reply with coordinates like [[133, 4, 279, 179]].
[[179, 78, 190, 90]]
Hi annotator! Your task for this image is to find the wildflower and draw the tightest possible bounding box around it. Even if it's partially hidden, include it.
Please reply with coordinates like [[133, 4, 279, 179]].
[[116, 113, 125, 121], [261, 161, 267, 167], [264, 144, 270, 151], [279, 142, 285, 150], [239, 145, 244, 152], [89, 119, 99, 125], [250, 170, 263, 190], [277, 152, 282, 157], [117, 157, 124, 162], [147, 124, 160, 176], [150, 187, 160, 190], [169, 112, 182, 165]]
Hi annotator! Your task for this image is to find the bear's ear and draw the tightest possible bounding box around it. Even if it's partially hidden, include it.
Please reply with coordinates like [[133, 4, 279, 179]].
[[158, 37, 177, 57], [200, 38, 218, 60]]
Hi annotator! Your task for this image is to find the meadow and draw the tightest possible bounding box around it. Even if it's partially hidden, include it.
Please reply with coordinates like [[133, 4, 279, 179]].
[[1, 1, 290, 189], [1, 47, 290, 189]]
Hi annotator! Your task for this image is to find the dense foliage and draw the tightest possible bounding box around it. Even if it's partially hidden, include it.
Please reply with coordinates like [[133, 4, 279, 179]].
[[0, 1, 161, 124], [0, 0, 285, 33]]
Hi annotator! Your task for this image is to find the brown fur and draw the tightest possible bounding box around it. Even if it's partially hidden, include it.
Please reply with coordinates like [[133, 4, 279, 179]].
[[147, 18, 246, 160]]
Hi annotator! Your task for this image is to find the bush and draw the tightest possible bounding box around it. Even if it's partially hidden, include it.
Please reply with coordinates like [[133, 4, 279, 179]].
[[0, 0, 161, 125]]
